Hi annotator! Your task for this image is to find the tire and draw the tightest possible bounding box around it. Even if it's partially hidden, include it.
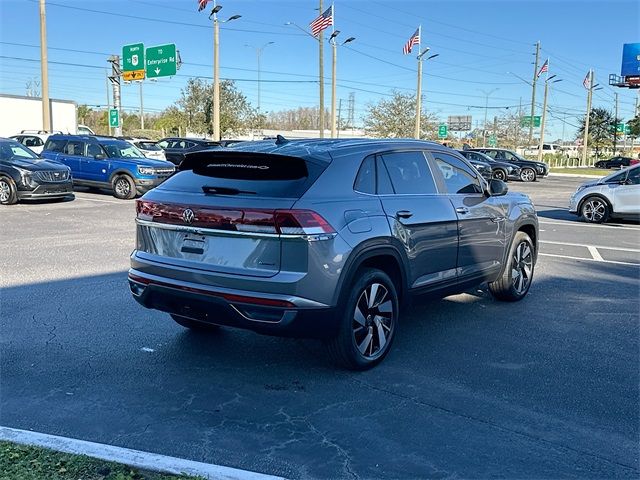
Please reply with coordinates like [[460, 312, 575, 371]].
[[170, 313, 221, 331], [326, 268, 399, 370], [0, 176, 18, 205], [580, 196, 610, 224], [520, 168, 537, 182], [489, 231, 535, 302], [492, 169, 507, 181], [112, 174, 136, 200]]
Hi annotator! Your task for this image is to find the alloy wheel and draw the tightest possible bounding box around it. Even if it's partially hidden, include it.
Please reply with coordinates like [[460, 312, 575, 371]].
[[493, 170, 506, 181], [521, 168, 535, 182], [352, 283, 394, 360], [583, 199, 606, 222], [511, 241, 533, 295], [0, 180, 10, 202], [115, 178, 130, 197]]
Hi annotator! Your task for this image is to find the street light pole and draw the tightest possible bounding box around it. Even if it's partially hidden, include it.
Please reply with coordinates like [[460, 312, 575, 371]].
[[330, 31, 339, 138], [414, 49, 438, 139], [39, 0, 51, 131], [480, 88, 499, 147], [318, 0, 325, 138], [211, 3, 240, 141], [538, 75, 561, 162], [582, 70, 594, 166], [529, 41, 540, 146]]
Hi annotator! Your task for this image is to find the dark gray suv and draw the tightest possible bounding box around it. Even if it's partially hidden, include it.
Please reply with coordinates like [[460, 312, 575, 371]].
[[129, 138, 538, 369]]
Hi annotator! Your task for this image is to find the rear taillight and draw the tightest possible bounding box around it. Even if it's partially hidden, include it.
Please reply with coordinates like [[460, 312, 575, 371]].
[[136, 201, 335, 238], [274, 210, 335, 235]]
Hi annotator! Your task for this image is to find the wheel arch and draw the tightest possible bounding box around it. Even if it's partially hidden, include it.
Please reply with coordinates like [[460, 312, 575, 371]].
[[577, 193, 613, 216], [334, 241, 410, 309], [108, 169, 136, 184]]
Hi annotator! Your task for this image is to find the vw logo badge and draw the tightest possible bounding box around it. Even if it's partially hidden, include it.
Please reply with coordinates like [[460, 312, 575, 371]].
[[182, 208, 195, 224]]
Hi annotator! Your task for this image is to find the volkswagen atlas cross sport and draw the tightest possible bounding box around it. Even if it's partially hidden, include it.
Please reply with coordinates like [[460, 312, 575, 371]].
[[128, 137, 538, 370]]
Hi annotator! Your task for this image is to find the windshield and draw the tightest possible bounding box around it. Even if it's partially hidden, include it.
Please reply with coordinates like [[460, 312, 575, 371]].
[[137, 142, 161, 151], [101, 141, 144, 158], [0, 141, 39, 160]]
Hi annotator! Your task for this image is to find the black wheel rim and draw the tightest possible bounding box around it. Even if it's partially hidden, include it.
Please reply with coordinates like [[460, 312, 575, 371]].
[[352, 283, 394, 360], [494, 171, 505, 180], [0, 180, 10, 202], [583, 199, 606, 222], [512, 241, 533, 295]]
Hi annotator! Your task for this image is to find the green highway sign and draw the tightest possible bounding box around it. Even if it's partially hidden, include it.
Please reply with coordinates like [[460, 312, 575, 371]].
[[488, 135, 497, 147], [122, 43, 144, 72], [625, 124, 631, 135], [615, 123, 625, 133], [520, 116, 541, 128], [146, 44, 177, 79], [109, 109, 120, 128], [438, 124, 448, 138]]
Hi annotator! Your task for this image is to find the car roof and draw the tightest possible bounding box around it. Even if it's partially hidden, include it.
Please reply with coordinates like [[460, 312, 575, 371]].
[[226, 137, 454, 162]]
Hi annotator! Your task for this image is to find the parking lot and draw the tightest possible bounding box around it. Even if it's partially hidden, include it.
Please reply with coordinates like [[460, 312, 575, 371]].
[[1, 177, 638, 479]]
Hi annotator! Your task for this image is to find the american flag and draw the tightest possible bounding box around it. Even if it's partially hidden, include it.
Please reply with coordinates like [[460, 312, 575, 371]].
[[197, 0, 208, 12], [537, 59, 548, 78], [583, 71, 591, 89], [403, 28, 420, 55], [310, 6, 333, 37]]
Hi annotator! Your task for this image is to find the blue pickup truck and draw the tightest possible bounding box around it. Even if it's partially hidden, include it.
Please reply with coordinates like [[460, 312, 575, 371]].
[[41, 135, 175, 199]]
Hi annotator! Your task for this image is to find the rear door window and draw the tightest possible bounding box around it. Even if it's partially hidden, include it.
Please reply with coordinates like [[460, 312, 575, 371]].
[[379, 151, 437, 194], [64, 141, 86, 156], [44, 138, 67, 152]]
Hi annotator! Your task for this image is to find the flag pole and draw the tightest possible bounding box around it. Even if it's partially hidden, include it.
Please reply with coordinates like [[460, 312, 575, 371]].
[[318, 0, 325, 138], [414, 25, 422, 139]]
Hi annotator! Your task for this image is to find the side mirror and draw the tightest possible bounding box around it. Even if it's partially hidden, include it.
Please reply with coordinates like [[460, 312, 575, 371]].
[[488, 178, 508, 196], [94, 154, 106, 160]]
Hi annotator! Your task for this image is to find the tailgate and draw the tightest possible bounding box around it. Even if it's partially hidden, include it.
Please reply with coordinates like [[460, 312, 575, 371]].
[[135, 150, 327, 278]]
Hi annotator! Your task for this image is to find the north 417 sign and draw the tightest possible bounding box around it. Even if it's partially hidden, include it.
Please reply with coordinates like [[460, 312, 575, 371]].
[[146, 44, 177, 79]]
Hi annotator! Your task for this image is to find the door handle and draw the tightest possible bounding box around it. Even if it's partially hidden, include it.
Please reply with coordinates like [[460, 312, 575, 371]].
[[491, 216, 506, 223], [455, 207, 470, 214], [396, 210, 413, 219]]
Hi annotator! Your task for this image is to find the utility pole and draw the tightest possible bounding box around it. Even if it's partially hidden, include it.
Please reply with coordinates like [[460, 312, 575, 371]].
[[337, 98, 342, 138], [538, 79, 550, 162], [108, 55, 122, 137], [139, 81, 144, 130], [529, 41, 540, 146], [39, 0, 51, 131], [318, 0, 325, 138], [105, 70, 111, 136], [613, 92, 619, 156], [581, 70, 594, 166]]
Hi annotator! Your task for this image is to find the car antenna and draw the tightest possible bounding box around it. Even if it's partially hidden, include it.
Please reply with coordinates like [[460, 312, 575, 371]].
[[275, 134, 289, 146]]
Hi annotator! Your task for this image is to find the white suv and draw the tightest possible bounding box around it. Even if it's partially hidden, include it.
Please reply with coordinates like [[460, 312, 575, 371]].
[[10, 131, 59, 154], [569, 164, 640, 223]]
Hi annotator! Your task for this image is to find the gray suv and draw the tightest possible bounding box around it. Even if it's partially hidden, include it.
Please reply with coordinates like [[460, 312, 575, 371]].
[[129, 138, 538, 369]]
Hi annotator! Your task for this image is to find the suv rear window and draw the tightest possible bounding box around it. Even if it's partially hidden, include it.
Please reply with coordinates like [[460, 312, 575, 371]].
[[168, 152, 327, 199]]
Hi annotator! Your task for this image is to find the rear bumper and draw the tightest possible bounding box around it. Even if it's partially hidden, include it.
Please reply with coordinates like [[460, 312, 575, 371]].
[[128, 269, 339, 339]]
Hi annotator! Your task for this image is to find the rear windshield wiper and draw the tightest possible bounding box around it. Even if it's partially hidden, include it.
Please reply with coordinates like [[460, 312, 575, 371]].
[[202, 185, 256, 195]]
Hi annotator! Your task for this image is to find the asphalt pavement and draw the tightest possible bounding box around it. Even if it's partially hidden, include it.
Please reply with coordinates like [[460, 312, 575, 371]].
[[1, 178, 638, 479]]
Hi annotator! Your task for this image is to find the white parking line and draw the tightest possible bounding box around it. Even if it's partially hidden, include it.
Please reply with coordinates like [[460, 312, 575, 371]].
[[539, 253, 639, 267], [587, 246, 604, 262], [73, 196, 125, 205], [540, 240, 640, 254], [539, 220, 640, 231], [0, 426, 282, 480]]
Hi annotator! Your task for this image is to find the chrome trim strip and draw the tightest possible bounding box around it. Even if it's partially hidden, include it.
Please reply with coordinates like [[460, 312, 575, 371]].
[[135, 219, 336, 242]]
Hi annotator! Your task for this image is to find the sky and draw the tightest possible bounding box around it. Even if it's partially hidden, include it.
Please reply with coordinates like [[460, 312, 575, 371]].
[[0, 0, 638, 141]]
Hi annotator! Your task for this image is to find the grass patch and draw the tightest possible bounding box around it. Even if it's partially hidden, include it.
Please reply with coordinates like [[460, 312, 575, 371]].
[[550, 167, 606, 176], [0, 441, 204, 480]]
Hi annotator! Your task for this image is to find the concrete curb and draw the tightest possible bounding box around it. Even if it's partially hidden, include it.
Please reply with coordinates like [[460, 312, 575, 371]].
[[0, 426, 285, 480], [547, 172, 605, 179]]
